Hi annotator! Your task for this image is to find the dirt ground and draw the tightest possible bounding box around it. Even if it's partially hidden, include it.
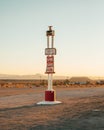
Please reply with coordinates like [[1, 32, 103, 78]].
[[0, 87, 104, 130]]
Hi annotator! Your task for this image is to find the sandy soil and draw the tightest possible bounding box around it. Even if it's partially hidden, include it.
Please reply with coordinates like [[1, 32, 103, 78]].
[[0, 87, 104, 130]]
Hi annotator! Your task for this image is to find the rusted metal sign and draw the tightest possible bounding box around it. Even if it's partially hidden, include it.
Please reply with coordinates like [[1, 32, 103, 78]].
[[45, 56, 55, 74], [45, 48, 56, 55]]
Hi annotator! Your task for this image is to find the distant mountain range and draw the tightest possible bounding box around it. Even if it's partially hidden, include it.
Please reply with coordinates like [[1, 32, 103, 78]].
[[0, 74, 67, 80], [0, 74, 103, 80]]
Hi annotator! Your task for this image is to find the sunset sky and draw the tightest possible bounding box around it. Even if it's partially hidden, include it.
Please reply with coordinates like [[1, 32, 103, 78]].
[[0, 0, 104, 77]]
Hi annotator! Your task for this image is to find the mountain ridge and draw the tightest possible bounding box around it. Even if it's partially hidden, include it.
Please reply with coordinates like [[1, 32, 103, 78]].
[[0, 74, 67, 80]]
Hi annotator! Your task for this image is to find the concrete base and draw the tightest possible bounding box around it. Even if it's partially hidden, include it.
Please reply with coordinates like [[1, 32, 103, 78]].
[[37, 101, 62, 105]]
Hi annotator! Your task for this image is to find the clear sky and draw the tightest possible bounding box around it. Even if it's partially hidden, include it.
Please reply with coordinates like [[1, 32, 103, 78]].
[[0, 0, 104, 77]]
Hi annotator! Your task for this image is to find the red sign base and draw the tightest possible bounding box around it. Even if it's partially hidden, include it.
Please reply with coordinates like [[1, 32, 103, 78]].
[[45, 90, 56, 101]]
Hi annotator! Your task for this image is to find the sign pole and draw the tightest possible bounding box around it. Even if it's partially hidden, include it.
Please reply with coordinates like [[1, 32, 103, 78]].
[[37, 26, 61, 105], [48, 73, 53, 90]]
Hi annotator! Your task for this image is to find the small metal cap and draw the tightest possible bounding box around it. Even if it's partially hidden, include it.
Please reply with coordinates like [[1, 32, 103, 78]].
[[49, 26, 53, 31]]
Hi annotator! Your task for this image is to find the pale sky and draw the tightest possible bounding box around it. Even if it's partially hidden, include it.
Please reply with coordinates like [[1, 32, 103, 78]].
[[0, 0, 104, 77]]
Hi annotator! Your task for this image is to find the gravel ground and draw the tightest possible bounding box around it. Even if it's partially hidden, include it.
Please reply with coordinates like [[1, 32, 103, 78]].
[[0, 87, 104, 130]]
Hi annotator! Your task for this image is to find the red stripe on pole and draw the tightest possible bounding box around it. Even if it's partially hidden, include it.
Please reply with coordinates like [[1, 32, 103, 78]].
[[45, 90, 56, 101]]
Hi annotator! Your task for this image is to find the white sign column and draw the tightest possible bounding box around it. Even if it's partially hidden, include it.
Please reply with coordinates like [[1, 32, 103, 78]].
[[37, 26, 61, 105], [45, 26, 56, 101]]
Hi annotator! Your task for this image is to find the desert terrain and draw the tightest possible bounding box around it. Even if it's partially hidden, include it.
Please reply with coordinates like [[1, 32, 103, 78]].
[[0, 84, 104, 130]]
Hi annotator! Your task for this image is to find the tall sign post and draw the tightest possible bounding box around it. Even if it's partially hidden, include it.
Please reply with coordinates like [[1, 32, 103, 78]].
[[45, 26, 56, 101], [37, 26, 61, 105]]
